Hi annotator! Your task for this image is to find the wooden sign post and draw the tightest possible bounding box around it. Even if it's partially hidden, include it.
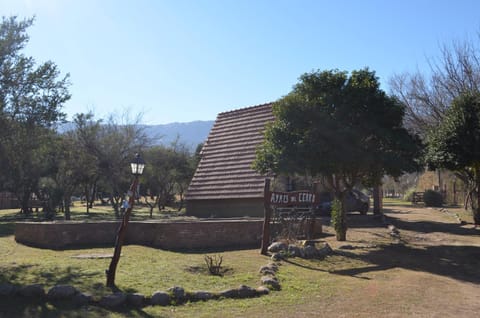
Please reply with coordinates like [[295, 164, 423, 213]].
[[260, 179, 319, 255]]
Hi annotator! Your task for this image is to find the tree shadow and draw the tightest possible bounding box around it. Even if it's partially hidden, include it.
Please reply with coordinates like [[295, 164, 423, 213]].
[[0, 297, 155, 318], [386, 215, 480, 236], [330, 243, 480, 284]]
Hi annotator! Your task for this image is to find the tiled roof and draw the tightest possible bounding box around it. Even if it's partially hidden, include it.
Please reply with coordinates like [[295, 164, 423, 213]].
[[186, 103, 274, 200]]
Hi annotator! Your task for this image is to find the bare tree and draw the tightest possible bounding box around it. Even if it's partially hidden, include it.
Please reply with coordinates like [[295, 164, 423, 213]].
[[390, 36, 480, 136]]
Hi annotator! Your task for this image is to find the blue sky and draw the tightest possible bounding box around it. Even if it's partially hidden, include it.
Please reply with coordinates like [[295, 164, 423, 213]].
[[2, 0, 480, 124]]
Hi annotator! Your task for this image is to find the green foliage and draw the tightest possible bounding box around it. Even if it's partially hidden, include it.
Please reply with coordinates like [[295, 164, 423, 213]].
[[423, 190, 443, 207], [330, 198, 346, 240], [403, 187, 416, 202], [425, 92, 480, 221], [253, 68, 421, 240], [0, 16, 70, 213]]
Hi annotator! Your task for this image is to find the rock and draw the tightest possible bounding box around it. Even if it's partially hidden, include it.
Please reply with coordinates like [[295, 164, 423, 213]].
[[72, 292, 92, 307], [261, 276, 280, 291], [47, 285, 78, 301], [267, 262, 279, 272], [168, 286, 186, 302], [267, 242, 287, 253], [99, 293, 127, 308], [288, 244, 302, 257], [18, 284, 45, 298], [219, 288, 238, 299], [259, 268, 276, 276], [271, 253, 283, 261], [237, 285, 256, 298], [127, 293, 145, 307], [255, 286, 270, 295], [191, 290, 214, 301], [0, 283, 18, 297], [303, 245, 318, 259], [317, 243, 333, 257], [388, 224, 399, 234], [151, 291, 170, 306]]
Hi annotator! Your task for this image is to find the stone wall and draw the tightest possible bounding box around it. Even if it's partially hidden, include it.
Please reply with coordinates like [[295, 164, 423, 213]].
[[15, 219, 264, 250]]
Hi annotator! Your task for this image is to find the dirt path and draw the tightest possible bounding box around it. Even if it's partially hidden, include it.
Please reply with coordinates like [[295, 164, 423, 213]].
[[315, 205, 480, 317]]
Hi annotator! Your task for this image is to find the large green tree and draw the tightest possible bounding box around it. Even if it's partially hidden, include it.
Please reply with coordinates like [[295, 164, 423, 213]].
[[0, 16, 70, 213], [254, 69, 420, 240], [425, 92, 480, 225]]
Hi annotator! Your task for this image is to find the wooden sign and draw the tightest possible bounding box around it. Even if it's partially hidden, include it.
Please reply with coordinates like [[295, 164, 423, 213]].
[[268, 191, 319, 206]]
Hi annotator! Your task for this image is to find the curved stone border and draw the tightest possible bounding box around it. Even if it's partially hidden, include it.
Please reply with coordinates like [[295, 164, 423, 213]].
[[0, 279, 273, 309]]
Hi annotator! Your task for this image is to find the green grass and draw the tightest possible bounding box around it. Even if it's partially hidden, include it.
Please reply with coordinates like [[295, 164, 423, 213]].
[[0, 201, 192, 223], [1, 202, 479, 317]]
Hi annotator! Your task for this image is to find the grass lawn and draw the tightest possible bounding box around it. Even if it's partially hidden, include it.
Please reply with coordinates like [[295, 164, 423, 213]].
[[1, 202, 479, 317]]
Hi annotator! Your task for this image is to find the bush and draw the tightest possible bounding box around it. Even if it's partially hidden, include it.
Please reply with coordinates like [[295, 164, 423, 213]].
[[423, 190, 443, 207], [331, 198, 347, 241], [403, 187, 416, 202]]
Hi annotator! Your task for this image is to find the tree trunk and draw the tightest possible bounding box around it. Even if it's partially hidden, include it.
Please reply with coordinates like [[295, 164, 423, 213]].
[[334, 191, 347, 241], [106, 176, 138, 287], [475, 167, 480, 226], [373, 185, 382, 215], [20, 190, 31, 214], [336, 207, 347, 241], [64, 197, 71, 220]]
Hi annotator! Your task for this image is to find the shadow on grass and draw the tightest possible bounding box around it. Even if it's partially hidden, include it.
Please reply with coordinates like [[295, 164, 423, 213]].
[[0, 222, 15, 237], [0, 265, 156, 317], [0, 298, 155, 318]]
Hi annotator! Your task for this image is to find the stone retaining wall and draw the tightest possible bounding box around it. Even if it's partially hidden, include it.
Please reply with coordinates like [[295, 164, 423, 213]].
[[15, 219, 264, 250]]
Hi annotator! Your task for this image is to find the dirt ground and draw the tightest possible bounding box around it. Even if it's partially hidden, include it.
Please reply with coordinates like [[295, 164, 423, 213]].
[[313, 204, 480, 317]]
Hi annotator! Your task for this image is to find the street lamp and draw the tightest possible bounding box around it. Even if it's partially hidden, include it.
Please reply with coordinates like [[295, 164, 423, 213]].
[[130, 153, 145, 176], [106, 153, 145, 287]]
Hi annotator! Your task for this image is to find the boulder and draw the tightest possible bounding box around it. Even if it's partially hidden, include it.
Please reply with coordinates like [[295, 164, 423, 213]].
[[255, 286, 270, 295], [236, 285, 256, 298], [267, 242, 287, 253], [47, 285, 78, 301], [288, 244, 302, 257], [190, 291, 214, 301], [0, 283, 18, 297], [72, 292, 92, 307], [303, 245, 318, 259], [219, 288, 238, 299], [317, 242, 333, 257], [261, 276, 281, 291], [18, 284, 45, 298], [168, 286, 186, 302], [271, 253, 283, 261], [151, 291, 170, 306], [127, 293, 145, 307], [99, 293, 127, 308]]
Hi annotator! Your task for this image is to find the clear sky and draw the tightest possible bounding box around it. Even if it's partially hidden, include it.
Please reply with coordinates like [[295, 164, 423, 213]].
[[2, 0, 480, 124]]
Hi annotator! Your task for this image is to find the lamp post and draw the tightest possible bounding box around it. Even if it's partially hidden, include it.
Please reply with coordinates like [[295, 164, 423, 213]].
[[106, 153, 145, 287]]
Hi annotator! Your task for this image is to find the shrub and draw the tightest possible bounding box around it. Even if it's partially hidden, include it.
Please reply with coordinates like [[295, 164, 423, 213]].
[[403, 187, 416, 202], [331, 198, 347, 240], [423, 190, 443, 207]]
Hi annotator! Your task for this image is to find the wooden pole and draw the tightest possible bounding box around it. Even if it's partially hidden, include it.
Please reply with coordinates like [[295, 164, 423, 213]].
[[260, 178, 271, 255], [106, 176, 138, 287]]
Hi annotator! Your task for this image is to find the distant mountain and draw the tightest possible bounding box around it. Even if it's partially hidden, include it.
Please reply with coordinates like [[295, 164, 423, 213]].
[[143, 120, 214, 149], [58, 120, 214, 151]]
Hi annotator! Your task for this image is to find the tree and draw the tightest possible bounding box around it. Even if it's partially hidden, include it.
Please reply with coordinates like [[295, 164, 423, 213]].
[[425, 92, 480, 225], [254, 69, 420, 240], [390, 35, 480, 209], [0, 16, 70, 213], [390, 38, 480, 137], [142, 142, 195, 216]]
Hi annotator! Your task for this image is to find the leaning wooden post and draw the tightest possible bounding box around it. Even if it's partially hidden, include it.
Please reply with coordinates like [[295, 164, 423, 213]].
[[260, 178, 271, 255], [106, 176, 138, 287]]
